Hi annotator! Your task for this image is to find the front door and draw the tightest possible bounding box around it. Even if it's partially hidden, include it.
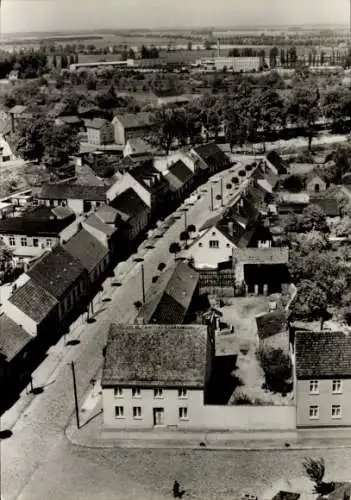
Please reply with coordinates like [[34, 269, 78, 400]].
[[153, 407, 164, 426]]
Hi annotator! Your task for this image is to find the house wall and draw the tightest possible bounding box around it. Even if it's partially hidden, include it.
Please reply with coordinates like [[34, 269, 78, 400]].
[[67, 199, 84, 215], [57, 276, 88, 320], [0, 234, 59, 259], [103, 387, 205, 429], [296, 379, 351, 427], [154, 153, 197, 174], [128, 209, 150, 241], [119, 172, 152, 208], [103, 386, 296, 430], [306, 177, 327, 194], [125, 127, 150, 143], [3, 299, 39, 336], [189, 228, 234, 269], [113, 118, 126, 145]]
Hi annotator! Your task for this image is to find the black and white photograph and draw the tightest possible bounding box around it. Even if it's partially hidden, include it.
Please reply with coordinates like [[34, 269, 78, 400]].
[[1, 1, 351, 499]]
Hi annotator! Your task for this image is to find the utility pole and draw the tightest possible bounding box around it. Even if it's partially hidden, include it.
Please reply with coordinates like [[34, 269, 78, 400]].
[[141, 263, 145, 304], [70, 361, 80, 429], [184, 211, 187, 230], [220, 177, 224, 207], [210, 185, 214, 211]]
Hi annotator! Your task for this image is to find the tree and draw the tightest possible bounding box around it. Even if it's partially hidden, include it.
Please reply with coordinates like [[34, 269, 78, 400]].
[[283, 175, 304, 193], [302, 457, 334, 495], [187, 42, 192, 51], [287, 76, 320, 150], [292, 280, 328, 325], [186, 224, 196, 234], [256, 347, 292, 393], [180, 230, 190, 246], [300, 205, 329, 233], [42, 123, 80, 168], [158, 262, 166, 271], [322, 87, 351, 132], [284, 212, 300, 233], [0, 242, 13, 273], [204, 39, 213, 50], [150, 106, 187, 154], [10, 115, 50, 163], [269, 47, 279, 69], [169, 242, 181, 258]]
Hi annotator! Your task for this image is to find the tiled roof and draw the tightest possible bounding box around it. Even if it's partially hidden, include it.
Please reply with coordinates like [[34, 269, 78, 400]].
[[51, 206, 75, 219], [102, 323, 208, 388], [64, 229, 108, 273], [9, 105, 27, 115], [0, 314, 33, 361], [266, 151, 288, 175], [295, 331, 351, 379], [0, 216, 74, 236], [83, 213, 117, 236], [135, 262, 199, 325], [111, 188, 149, 221], [193, 142, 230, 171], [114, 112, 152, 129], [38, 184, 108, 201], [26, 246, 85, 300], [129, 160, 169, 193], [95, 205, 118, 225], [199, 213, 224, 232], [85, 118, 110, 130], [232, 247, 289, 264], [125, 138, 152, 156], [9, 279, 58, 323], [164, 160, 193, 191]]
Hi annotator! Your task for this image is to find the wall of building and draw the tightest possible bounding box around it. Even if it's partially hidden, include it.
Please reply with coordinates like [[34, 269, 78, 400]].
[[3, 299, 39, 336], [189, 228, 234, 269], [306, 177, 327, 194], [113, 119, 126, 145], [121, 173, 152, 208], [67, 199, 84, 215], [296, 379, 351, 427], [82, 221, 110, 248], [0, 234, 58, 258], [103, 385, 296, 430]]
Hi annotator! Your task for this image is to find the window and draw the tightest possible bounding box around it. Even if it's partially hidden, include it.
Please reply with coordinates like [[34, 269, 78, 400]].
[[115, 406, 124, 418], [46, 239, 52, 248], [309, 380, 319, 394], [20, 237, 27, 247], [132, 387, 141, 398], [9, 236, 15, 246], [209, 240, 219, 249], [132, 406, 142, 418], [179, 407, 188, 420], [154, 388, 163, 398], [178, 388, 188, 399], [332, 404, 342, 419], [332, 380, 342, 394], [33, 238, 39, 247], [309, 405, 319, 419], [114, 387, 123, 397]]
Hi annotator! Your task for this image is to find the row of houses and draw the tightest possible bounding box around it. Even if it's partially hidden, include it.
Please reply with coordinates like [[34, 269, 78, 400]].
[[0, 142, 232, 400]]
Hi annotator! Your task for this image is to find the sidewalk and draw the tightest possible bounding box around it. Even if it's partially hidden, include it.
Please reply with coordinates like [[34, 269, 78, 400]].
[[65, 387, 351, 452]]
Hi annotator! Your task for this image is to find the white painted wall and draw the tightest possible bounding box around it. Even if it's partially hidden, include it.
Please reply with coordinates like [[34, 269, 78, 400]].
[[67, 199, 84, 215], [188, 228, 234, 269], [3, 298, 39, 336]]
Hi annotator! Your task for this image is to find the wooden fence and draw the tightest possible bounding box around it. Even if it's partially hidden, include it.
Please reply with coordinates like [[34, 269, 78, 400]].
[[198, 269, 245, 297]]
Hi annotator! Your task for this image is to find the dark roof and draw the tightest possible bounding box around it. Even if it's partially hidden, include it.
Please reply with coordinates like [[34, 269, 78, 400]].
[[295, 331, 351, 379], [271, 492, 300, 500], [26, 246, 85, 300], [193, 142, 230, 171], [135, 262, 199, 325], [114, 112, 152, 129], [164, 160, 193, 192], [38, 184, 107, 201], [95, 205, 119, 225], [199, 213, 224, 232], [0, 216, 74, 237], [83, 213, 117, 236], [102, 323, 208, 388], [266, 151, 288, 175], [232, 247, 289, 264], [57, 115, 82, 125], [129, 160, 169, 194], [0, 314, 32, 361], [9, 279, 58, 323], [308, 197, 339, 217], [85, 118, 110, 130], [64, 229, 108, 273], [111, 188, 149, 221], [51, 206, 75, 219]]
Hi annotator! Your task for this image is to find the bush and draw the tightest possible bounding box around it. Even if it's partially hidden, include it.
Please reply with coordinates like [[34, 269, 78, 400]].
[[238, 170, 246, 177], [158, 262, 166, 271], [226, 183, 232, 189], [231, 176, 239, 184], [257, 347, 292, 393], [215, 194, 222, 200], [232, 392, 254, 405]]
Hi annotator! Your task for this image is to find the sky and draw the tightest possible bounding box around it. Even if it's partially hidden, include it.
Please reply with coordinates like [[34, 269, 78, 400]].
[[0, 0, 350, 34]]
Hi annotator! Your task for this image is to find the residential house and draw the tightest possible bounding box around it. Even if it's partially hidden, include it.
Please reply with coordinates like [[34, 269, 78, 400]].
[[37, 184, 109, 214], [0, 209, 76, 268], [82, 205, 121, 258], [3, 246, 88, 336], [123, 137, 153, 159], [114, 160, 170, 218], [112, 112, 152, 145], [85, 118, 114, 146], [134, 262, 199, 325], [265, 151, 288, 175], [8, 105, 28, 132], [102, 323, 213, 429], [164, 159, 194, 203], [111, 188, 150, 242], [64, 228, 110, 285], [153, 149, 199, 176], [0, 313, 33, 391], [306, 170, 327, 194], [277, 193, 309, 214], [191, 142, 231, 178], [294, 331, 351, 427]]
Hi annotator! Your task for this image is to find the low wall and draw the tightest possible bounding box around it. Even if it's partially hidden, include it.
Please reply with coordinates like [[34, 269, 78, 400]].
[[198, 405, 296, 431]]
